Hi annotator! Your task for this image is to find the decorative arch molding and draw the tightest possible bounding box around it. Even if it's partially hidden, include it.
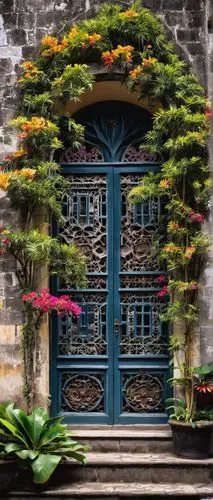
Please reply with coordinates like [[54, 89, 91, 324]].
[[60, 100, 156, 163]]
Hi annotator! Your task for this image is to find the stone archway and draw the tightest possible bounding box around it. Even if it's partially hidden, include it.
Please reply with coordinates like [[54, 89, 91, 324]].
[[2, 2, 211, 414]]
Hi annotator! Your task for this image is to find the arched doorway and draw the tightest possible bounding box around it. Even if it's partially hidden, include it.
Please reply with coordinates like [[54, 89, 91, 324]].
[[51, 101, 169, 424]]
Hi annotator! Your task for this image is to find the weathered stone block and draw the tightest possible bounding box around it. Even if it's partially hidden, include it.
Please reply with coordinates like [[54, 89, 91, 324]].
[[164, 11, 186, 26], [187, 12, 204, 28], [0, 46, 22, 57], [162, 0, 184, 10], [8, 28, 27, 45], [0, 58, 13, 75], [36, 11, 56, 27], [14, 0, 36, 12], [0, 325, 21, 344], [186, 41, 204, 56], [0, 0, 14, 13], [17, 12, 35, 29], [185, 0, 202, 11], [0, 273, 13, 287], [140, 0, 161, 10], [22, 44, 37, 59], [0, 308, 23, 324], [2, 13, 17, 29], [177, 28, 199, 42]]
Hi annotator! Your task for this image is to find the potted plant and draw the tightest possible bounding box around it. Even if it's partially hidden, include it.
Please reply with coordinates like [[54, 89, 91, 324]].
[[167, 356, 213, 459], [0, 403, 86, 491]]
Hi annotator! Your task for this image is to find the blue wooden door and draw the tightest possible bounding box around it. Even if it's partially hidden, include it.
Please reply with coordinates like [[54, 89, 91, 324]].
[[51, 163, 169, 424]]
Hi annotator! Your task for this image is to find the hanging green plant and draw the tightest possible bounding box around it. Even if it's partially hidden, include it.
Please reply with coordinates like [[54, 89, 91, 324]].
[[0, 1, 211, 420]]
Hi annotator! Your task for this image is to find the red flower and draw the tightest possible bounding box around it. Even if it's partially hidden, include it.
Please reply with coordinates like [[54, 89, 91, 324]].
[[189, 211, 204, 223], [190, 283, 198, 290], [194, 382, 213, 394], [156, 286, 169, 298], [156, 275, 166, 283], [205, 108, 212, 120], [2, 238, 10, 245]]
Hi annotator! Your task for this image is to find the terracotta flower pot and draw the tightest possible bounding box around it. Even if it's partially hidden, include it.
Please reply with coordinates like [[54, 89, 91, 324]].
[[169, 420, 213, 459]]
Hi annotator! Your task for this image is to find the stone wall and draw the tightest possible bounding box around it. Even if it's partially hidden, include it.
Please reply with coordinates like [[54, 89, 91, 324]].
[[0, 0, 212, 406]]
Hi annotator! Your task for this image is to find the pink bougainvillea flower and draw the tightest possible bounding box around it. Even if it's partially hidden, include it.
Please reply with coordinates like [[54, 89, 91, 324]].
[[156, 275, 166, 283], [22, 288, 81, 317], [156, 286, 169, 298]]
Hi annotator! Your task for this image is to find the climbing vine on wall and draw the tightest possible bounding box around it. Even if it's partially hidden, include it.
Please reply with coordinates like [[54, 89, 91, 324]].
[[0, 1, 211, 415]]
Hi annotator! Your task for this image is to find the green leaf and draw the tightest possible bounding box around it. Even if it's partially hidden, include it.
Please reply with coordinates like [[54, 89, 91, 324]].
[[5, 443, 22, 454], [32, 454, 61, 484], [16, 449, 39, 460]]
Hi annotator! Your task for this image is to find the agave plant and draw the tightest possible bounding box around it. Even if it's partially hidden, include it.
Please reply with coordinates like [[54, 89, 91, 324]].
[[0, 403, 86, 484]]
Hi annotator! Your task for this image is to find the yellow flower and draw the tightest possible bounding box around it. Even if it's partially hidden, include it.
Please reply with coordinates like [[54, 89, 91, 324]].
[[159, 179, 171, 189], [129, 66, 142, 79], [12, 148, 27, 159], [0, 173, 11, 190], [0, 168, 36, 190], [119, 9, 138, 18], [18, 61, 41, 83], [68, 27, 80, 39], [84, 33, 102, 45], [167, 221, 180, 231], [142, 57, 157, 67], [41, 35, 58, 46]]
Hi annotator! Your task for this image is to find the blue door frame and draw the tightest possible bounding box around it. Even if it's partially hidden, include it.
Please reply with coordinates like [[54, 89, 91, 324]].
[[50, 163, 169, 424]]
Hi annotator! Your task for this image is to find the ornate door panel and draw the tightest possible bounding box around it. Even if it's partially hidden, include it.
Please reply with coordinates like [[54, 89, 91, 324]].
[[51, 165, 169, 424]]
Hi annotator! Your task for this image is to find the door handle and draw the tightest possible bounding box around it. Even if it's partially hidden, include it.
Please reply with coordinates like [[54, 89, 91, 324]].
[[114, 319, 120, 336]]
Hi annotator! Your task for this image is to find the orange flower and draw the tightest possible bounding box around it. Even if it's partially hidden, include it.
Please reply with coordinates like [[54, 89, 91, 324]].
[[102, 45, 134, 66], [0, 173, 11, 190], [19, 168, 36, 180], [112, 45, 134, 62], [5, 148, 27, 161], [184, 246, 196, 261], [21, 61, 35, 71], [168, 221, 180, 231], [113, 44, 134, 55], [159, 179, 171, 189], [146, 44, 152, 49], [163, 243, 182, 254], [22, 116, 46, 133], [67, 27, 81, 40], [142, 57, 157, 67], [0, 168, 36, 190], [11, 148, 27, 160], [85, 33, 102, 45], [60, 39, 68, 49], [18, 61, 41, 82], [41, 35, 68, 56], [17, 132, 28, 139], [119, 9, 138, 18], [205, 108, 212, 120], [102, 50, 117, 66], [41, 35, 58, 46], [129, 65, 142, 79]]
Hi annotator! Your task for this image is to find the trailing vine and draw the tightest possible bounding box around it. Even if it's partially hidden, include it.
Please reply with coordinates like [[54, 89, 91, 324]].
[[0, 1, 211, 417]]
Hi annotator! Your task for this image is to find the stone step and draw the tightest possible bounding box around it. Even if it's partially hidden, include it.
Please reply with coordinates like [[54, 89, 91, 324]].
[[33, 453, 213, 487], [5, 482, 213, 498], [71, 426, 172, 453]]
